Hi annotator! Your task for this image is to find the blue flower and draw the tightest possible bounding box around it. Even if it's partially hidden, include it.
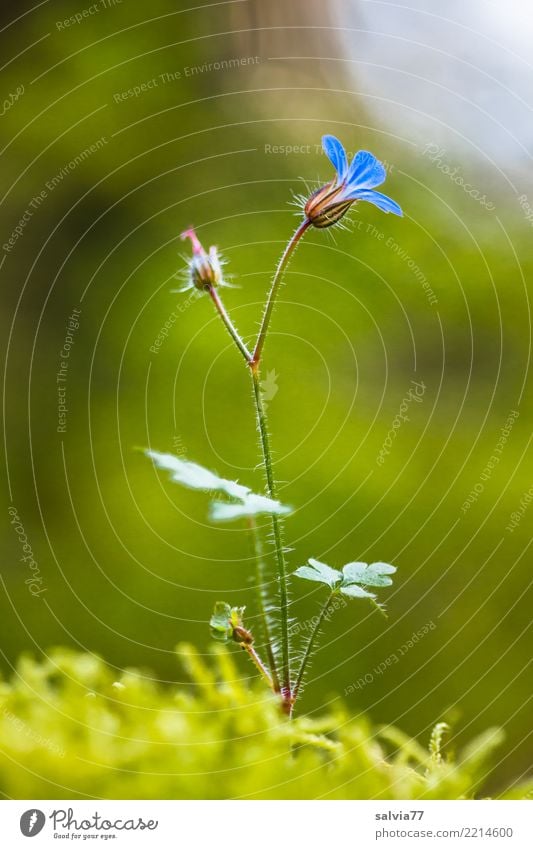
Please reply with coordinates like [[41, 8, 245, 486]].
[[304, 135, 403, 228]]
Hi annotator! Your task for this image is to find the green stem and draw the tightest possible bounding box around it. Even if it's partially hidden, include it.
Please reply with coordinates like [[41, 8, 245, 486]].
[[252, 219, 311, 365], [293, 591, 335, 701], [205, 287, 283, 694], [208, 285, 252, 363], [241, 641, 274, 690], [247, 516, 280, 693], [207, 222, 314, 713], [251, 364, 291, 706]]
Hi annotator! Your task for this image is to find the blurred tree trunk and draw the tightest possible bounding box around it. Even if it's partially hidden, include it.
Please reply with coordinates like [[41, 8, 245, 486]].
[[222, 0, 369, 129], [231, 0, 337, 60], [228, 0, 357, 84]]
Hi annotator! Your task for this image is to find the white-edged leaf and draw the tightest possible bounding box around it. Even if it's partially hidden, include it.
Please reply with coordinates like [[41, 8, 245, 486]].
[[294, 558, 342, 589], [146, 451, 248, 498], [210, 495, 290, 522], [146, 450, 291, 521], [342, 561, 396, 588], [340, 583, 376, 600]]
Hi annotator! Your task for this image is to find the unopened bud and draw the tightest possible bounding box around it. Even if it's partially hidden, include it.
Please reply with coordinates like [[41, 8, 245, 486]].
[[209, 602, 253, 645], [181, 228, 223, 291]]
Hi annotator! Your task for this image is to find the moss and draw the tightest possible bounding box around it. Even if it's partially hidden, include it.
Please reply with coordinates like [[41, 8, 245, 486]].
[[0, 645, 530, 800]]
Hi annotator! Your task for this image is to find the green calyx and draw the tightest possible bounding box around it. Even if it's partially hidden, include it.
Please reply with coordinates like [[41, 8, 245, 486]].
[[209, 602, 253, 644]]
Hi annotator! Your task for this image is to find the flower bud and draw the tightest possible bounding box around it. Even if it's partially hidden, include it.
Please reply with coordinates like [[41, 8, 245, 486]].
[[304, 182, 353, 229], [181, 228, 223, 291], [209, 602, 253, 644]]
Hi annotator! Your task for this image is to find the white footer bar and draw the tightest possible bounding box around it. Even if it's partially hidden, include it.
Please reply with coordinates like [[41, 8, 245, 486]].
[[1, 800, 531, 848]]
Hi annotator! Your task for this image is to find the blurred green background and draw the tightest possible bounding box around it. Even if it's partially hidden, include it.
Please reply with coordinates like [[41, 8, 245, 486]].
[[1, 0, 531, 794]]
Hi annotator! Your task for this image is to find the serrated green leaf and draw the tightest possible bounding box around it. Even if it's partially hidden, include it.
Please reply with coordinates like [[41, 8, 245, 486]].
[[209, 602, 233, 642], [340, 583, 376, 600], [147, 451, 241, 494], [293, 566, 327, 584], [210, 494, 290, 522], [209, 603, 248, 643], [342, 561, 396, 587], [294, 558, 342, 589], [210, 602, 232, 628], [295, 557, 396, 607], [146, 450, 291, 521]]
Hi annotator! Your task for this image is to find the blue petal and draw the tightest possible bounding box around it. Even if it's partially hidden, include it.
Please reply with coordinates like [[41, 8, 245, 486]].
[[346, 150, 387, 190], [322, 135, 348, 181], [347, 188, 403, 216]]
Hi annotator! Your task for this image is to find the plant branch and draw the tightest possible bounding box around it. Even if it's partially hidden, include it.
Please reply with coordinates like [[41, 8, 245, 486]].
[[252, 218, 311, 366], [247, 516, 280, 693], [293, 591, 336, 701], [250, 365, 291, 707], [208, 285, 252, 363], [206, 222, 313, 713], [240, 641, 274, 690]]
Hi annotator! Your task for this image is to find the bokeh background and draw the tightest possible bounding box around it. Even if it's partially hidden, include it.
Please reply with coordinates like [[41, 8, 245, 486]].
[[1, 0, 531, 794]]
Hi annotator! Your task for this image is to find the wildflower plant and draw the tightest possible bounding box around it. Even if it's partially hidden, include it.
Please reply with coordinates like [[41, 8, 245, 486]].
[[146, 136, 403, 716]]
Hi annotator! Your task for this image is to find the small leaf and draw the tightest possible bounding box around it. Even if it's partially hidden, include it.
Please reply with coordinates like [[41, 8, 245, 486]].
[[146, 450, 291, 521], [340, 584, 376, 600], [146, 451, 248, 498], [294, 558, 342, 589], [209, 603, 250, 643], [342, 561, 396, 588], [210, 494, 291, 522], [209, 602, 233, 642]]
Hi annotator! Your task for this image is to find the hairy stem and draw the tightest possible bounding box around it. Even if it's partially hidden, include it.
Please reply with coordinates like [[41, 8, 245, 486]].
[[208, 285, 252, 363], [293, 591, 335, 701], [206, 222, 314, 712], [247, 516, 280, 693], [240, 642, 274, 690], [205, 287, 284, 694], [252, 219, 310, 366], [251, 364, 291, 706]]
